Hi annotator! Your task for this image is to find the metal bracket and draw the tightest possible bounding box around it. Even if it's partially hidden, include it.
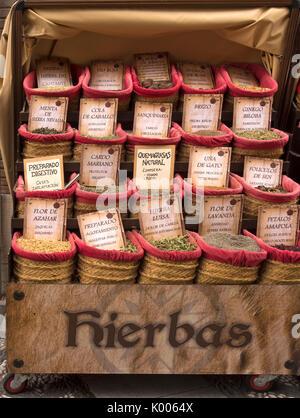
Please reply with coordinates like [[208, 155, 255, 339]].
[[253, 375, 278, 387], [10, 374, 28, 390]]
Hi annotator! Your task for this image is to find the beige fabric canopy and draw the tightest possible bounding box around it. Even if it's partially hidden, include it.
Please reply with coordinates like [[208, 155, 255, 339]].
[[0, 3, 291, 192]]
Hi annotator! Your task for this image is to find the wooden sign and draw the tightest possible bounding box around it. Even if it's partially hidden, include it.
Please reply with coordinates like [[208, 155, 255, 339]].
[[80, 144, 121, 187], [134, 52, 171, 81], [227, 66, 259, 88], [133, 145, 176, 191], [180, 63, 214, 89], [36, 57, 72, 88], [198, 194, 243, 235], [28, 96, 68, 132], [233, 97, 272, 132], [139, 193, 185, 241], [78, 98, 118, 138], [257, 205, 300, 247], [7, 283, 300, 375], [77, 210, 126, 250], [89, 61, 124, 90], [188, 146, 231, 188], [23, 198, 67, 241], [133, 102, 172, 138], [182, 94, 222, 133], [24, 155, 64, 192], [243, 157, 283, 188]]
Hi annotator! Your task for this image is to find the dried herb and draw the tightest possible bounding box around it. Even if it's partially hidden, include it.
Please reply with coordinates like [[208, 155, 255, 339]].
[[273, 244, 300, 252], [193, 130, 223, 136], [80, 134, 119, 140], [150, 235, 196, 252], [17, 238, 71, 253], [31, 127, 66, 135], [34, 86, 72, 91], [80, 184, 120, 194], [255, 185, 289, 194], [141, 79, 174, 89], [203, 232, 261, 252], [120, 241, 139, 253], [236, 84, 270, 92], [236, 130, 281, 140]]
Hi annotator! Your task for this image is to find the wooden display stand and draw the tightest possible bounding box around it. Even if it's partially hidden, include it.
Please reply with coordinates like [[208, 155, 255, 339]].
[[3, 0, 300, 394]]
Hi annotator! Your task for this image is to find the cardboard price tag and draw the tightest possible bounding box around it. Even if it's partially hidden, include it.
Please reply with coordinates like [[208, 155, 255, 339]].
[[227, 66, 259, 88], [89, 61, 124, 90], [139, 193, 185, 241], [23, 198, 67, 241], [78, 98, 118, 138], [188, 146, 231, 188], [135, 52, 171, 82], [257, 205, 300, 247], [182, 94, 222, 133], [133, 102, 172, 138], [36, 57, 72, 88], [24, 155, 64, 192], [133, 145, 176, 191], [28, 96, 68, 132], [80, 144, 121, 187], [243, 157, 283, 188], [77, 209, 126, 250], [233, 97, 272, 132], [198, 194, 243, 235], [180, 63, 215, 89]]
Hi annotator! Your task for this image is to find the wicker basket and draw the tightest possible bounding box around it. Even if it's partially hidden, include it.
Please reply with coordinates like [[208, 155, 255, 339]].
[[243, 194, 298, 219], [231, 146, 285, 163]]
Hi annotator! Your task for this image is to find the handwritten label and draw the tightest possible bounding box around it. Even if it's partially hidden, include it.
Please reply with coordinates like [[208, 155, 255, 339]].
[[182, 94, 222, 133], [133, 145, 176, 191], [28, 96, 68, 132], [139, 193, 185, 241], [89, 61, 124, 90], [233, 97, 272, 132], [77, 210, 126, 250], [80, 144, 121, 187], [257, 205, 300, 246], [243, 157, 283, 188], [188, 146, 231, 188], [199, 195, 243, 235], [24, 155, 64, 192], [227, 66, 259, 88], [135, 52, 171, 82], [133, 102, 172, 138], [23, 198, 67, 240], [78, 98, 118, 138], [180, 63, 214, 89], [36, 57, 72, 88]]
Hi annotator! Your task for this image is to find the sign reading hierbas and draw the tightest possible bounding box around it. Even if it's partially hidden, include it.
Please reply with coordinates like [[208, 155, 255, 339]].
[[135, 52, 171, 81], [23, 198, 67, 241], [182, 94, 222, 133], [133, 145, 175, 191], [36, 57, 72, 88], [139, 193, 185, 241], [199, 195, 243, 235], [28, 96, 68, 132], [257, 205, 300, 247], [24, 155, 64, 192], [188, 146, 231, 188], [243, 157, 283, 188], [133, 102, 172, 138], [78, 98, 118, 138], [89, 60, 124, 90], [233, 97, 272, 131], [77, 210, 126, 250]]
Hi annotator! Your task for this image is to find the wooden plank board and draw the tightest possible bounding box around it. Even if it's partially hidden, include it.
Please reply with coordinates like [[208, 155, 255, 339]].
[[6, 283, 300, 375]]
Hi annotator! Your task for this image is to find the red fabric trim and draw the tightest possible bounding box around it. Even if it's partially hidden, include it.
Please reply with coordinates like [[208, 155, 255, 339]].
[[131, 65, 181, 98], [177, 174, 243, 196], [192, 231, 267, 267], [12, 231, 77, 262], [173, 122, 232, 147], [179, 66, 227, 95], [131, 230, 202, 261], [219, 63, 278, 97], [23, 64, 84, 101], [231, 174, 300, 203], [72, 230, 144, 262], [18, 123, 74, 143], [233, 128, 289, 150], [82, 65, 133, 101], [74, 123, 127, 145]]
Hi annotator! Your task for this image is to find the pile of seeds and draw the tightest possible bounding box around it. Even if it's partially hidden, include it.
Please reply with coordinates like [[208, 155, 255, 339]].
[[17, 237, 71, 253], [235, 130, 281, 140], [31, 127, 66, 135], [120, 241, 139, 253], [140, 79, 174, 89], [203, 232, 261, 252], [150, 235, 197, 252], [255, 185, 289, 194], [273, 244, 300, 252]]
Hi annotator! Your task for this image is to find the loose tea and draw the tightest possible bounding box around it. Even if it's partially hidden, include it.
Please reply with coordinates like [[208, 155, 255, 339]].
[[236, 130, 281, 140], [236, 84, 270, 92], [140, 79, 174, 89], [80, 185, 120, 193], [193, 130, 223, 136], [31, 127, 66, 135], [80, 134, 119, 140], [150, 235, 196, 252], [17, 237, 71, 253], [120, 241, 139, 253], [273, 244, 300, 252], [255, 185, 289, 193], [203, 232, 261, 252]]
